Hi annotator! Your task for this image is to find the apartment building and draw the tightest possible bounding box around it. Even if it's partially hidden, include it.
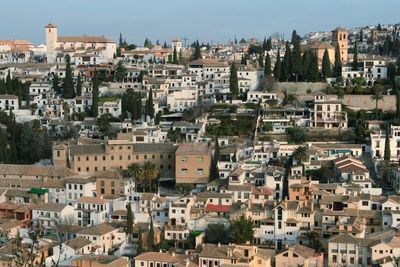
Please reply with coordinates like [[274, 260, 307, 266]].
[[175, 143, 212, 184], [309, 92, 348, 129], [371, 125, 400, 161]]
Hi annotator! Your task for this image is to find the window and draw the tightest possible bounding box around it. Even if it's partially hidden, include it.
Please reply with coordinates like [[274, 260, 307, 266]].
[[181, 168, 188, 174], [181, 156, 187, 162], [196, 168, 204, 175], [197, 157, 203, 162], [333, 255, 337, 263]]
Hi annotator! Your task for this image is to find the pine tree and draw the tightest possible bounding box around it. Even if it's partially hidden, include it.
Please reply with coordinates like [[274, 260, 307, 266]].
[[264, 54, 272, 76], [173, 47, 179, 64], [145, 88, 154, 119], [273, 49, 281, 81], [334, 46, 342, 77], [322, 49, 332, 78], [91, 71, 99, 117], [353, 41, 359, 70], [76, 73, 82, 96], [384, 124, 391, 161], [63, 55, 74, 99], [229, 62, 239, 98]]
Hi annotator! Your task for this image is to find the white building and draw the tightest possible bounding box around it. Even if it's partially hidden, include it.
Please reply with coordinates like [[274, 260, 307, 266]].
[[98, 98, 122, 118], [0, 95, 19, 111], [167, 87, 198, 112], [370, 125, 400, 161], [32, 203, 75, 229], [309, 92, 348, 129]]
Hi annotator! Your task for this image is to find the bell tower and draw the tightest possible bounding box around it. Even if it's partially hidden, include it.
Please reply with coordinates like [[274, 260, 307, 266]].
[[332, 27, 348, 63], [45, 23, 58, 63]]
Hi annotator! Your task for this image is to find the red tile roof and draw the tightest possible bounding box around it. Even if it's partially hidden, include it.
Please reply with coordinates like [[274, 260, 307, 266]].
[[205, 204, 232, 213]]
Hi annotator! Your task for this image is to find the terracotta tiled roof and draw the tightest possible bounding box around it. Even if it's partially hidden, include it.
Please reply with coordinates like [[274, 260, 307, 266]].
[[205, 204, 231, 213], [66, 236, 92, 250], [58, 35, 115, 43], [77, 196, 108, 205], [77, 222, 115, 236]]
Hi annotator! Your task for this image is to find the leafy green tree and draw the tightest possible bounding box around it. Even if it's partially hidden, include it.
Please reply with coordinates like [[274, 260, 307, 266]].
[[240, 54, 247, 65], [396, 77, 400, 117], [273, 49, 281, 81], [322, 49, 332, 78], [229, 62, 239, 98], [387, 62, 397, 85], [293, 146, 309, 164], [121, 88, 136, 119], [63, 55, 74, 99], [286, 127, 309, 143], [97, 114, 111, 136], [264, 54, 272, 76], [205, 224, 230, 244], [230, 216, 254, 244], [128, 163, 143, 186], [115, 61, 127, 82], [384, 124, 391, 161], [76, 73, 82, 96], [353, 41, 359, 70]]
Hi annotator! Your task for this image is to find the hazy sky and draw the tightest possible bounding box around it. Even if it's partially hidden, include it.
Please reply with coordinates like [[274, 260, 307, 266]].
[[2, 0, 399, 45]]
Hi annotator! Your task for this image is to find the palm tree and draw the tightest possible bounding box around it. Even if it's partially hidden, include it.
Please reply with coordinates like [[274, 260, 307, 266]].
[[370, 84, 384, 120], [292, 146, 309, 164], [142, 161, 159, 192], [128, 163, 143, 188]]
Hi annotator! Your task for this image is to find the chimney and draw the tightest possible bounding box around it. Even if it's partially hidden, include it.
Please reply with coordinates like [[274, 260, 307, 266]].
[[217, 242, 221, 248], [185, 258, 189, 267]]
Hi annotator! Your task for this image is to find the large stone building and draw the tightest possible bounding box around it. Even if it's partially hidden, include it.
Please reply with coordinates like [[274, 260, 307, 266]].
[[53, 139, 178, 177], [45, 24, 116, 63]]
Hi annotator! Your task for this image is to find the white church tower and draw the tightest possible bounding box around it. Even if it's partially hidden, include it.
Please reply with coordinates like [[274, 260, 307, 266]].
[[45, 23, 58, 63]]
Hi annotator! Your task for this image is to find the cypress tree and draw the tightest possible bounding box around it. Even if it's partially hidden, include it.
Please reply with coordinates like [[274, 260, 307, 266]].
[[353, 41, 359, 70], [360, 29, 364, 42], [173, 47, 179, 64], [5, 70, 11, 94], [308, 52, 320, 82], [76, 73, 82, 96], [266, 37, 272, 51], [146, 88, 154, 119], [280, 42, 291, 81], [334, 46, 342, 77], [259, 53, 264, 68], [63, 55, 74, 99], [193, 41, 202, 60], [264, 54, 272, 76], [126, 204, 133, 241], [229, 62, 239, 98], [137, 230, 143, 254], [135, 93, 143, 121], [91, 71, 99, 117], [52, 74, 61, 94], [384, 124, 391, 161], [115, 61, 127, 82], [273, 49, 281, 81], [322, 49, 332, 78], [241, 54, 247, 65], [0, 80, 6, 95], [147, 215, 155, 250], [396, 78, 400, 118], [291, 36, 302, 81]]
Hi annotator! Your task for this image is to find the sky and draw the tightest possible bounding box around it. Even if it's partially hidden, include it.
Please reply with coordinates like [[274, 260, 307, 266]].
[[1, 0, 399, 46]]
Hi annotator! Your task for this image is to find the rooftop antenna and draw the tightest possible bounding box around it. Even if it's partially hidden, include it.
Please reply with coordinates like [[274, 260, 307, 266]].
[[182, 36, 189, 47]]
